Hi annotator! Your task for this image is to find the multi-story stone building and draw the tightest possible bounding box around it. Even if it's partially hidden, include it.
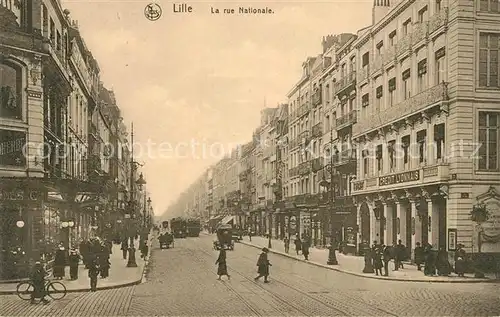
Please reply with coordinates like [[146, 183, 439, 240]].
[[348, 0, 500, 269], [274, 104, 289, 239]]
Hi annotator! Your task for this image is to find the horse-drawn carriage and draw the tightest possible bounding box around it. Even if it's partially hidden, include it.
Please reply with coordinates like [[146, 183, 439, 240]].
[[213, 224, 234, 251], [158, 232, 174, 249]]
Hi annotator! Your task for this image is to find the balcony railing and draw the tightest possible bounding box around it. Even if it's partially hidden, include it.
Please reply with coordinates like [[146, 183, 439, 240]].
[[383, 46, 396, 66], [289, 166, 299, 178], [333, 149, 356, 167], [289, 137, 300, 149], [412, 22, 428, 45], [429, 8, 448, 34], [335, 110, 357, 130], [335, 71, 356, 95], [311, 157, 324, 172], [396, 33, 412, 57], [312, 90, 322, 106], [297, 103, 310, 118], [312, 122, 323, 138], [353, 82, 448, 135], [299, 130, 311, 146], [298, 161, 311, 175]]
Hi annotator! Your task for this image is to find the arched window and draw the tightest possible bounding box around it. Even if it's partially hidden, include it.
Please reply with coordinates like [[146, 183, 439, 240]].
[[0, 61, 22, 119]]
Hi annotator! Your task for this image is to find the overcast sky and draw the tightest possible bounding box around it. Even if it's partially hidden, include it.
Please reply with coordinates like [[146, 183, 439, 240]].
[[62, 0, 372, 216]]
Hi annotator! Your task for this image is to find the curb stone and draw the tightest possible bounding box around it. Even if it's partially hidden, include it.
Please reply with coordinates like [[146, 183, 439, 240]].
[[240, 241, 497, 284]]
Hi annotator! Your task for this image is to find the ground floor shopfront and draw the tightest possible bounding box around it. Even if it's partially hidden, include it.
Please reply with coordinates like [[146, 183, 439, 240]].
[[0, 178, 111, 280], [353, 178, 500, 272]]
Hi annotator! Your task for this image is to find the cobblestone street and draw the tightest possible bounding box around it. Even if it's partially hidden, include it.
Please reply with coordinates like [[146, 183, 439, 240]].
[[1, 235, 499, 316]]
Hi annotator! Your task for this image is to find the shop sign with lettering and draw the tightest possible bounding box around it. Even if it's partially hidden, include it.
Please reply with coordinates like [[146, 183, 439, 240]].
[[379, 170, 420, 187], [0, 188, 45, 203], [0, 129, 26, 167]]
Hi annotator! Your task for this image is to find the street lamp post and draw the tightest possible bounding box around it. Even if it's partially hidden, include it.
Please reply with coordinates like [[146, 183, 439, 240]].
[[325, 131, 338, 265]]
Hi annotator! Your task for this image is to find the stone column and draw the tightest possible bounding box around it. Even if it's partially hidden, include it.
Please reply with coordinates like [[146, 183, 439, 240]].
[[426, 199, 433, 245], [426, 117, 435, 165], [356, 204, 362, 252], [395, 201, 402, 242], [382, 202, 390, 245], [431, 200, 440, 248], [410, 200, 417, 252], [369, 203, 377, 245], [400, 203, 408, 246]]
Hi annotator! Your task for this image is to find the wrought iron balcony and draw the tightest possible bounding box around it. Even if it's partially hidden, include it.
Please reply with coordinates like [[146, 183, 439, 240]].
[[335, 110, 357, 130], [289, 166, 299, 178], [333, 149, 356, 167], [383, 46, 396, 66], [311, 157, 324, 172], [297, 103, 310, 118], [396, 32, 412, 57], [299, 130, 311, 146], [412, 22, 428, 45], [298, 161, 311, 176], [429, 7, 448, 35], [353, 82, 448, 135], [335, 71, 356, 96], [312, 90, 322, 106], [312, 122, 323, 138]]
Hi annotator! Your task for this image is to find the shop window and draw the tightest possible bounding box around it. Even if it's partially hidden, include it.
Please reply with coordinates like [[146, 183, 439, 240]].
[[0, 61, 22, 119]]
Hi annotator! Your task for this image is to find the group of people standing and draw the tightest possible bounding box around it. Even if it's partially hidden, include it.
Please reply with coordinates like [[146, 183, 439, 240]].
[[368, 240, 467, 277], [282, 234, 311, 261]]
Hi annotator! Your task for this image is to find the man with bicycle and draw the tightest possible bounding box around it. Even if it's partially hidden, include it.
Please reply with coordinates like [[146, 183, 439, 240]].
[[30, 262, 49, 304]]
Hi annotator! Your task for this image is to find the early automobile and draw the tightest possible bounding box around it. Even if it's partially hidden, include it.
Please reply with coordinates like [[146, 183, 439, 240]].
[[213, 224, 234, 250], [158, 232, 174, 249]]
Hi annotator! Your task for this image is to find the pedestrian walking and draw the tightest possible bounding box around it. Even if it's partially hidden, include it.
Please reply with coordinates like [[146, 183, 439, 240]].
[[283, 236, 290, 254], [68, 248, 80, 280], [301, 239, 310, 261], [30, 261, 49, 304], [382, 245, 391, 276], [254, 247, 271, 283], [436, 247, 451, 276], [414, 242, 424, 271], [79, 239, 90, 269], [53, 244, 67, 280], [294, 236, 302, 255], [99, 253, 110, 278], [248, 230, 253, 242], [88, 260, 99, 292], [215, 248, 230, 280], [454, 244, 466, 277]]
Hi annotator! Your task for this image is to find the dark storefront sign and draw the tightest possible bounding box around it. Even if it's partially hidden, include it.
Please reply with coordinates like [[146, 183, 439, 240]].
[[379, 170, 419, 186], [0, 129, 26, 167]]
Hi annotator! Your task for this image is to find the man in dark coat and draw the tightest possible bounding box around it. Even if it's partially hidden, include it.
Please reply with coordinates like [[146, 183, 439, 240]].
[[88, 259, 99, 292], [215, 248, 230, 280], [30, 262, 49, 304], [424, 244, 436, 276], [294, 236, 302, 255], [436, 247, 451, 276], [394, 240, 406, 270], [68, 248, 80, 280], [53, 245, 67, 279], [254, 248, 271, 283], [454, 244, 466, 277], [382, 245, 391, 276], [414, 242, 424, 271], [301, 239, 310, 260]]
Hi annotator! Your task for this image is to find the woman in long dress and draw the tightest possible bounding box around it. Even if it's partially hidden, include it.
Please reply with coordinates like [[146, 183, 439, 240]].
[[215, 249, 230, 280]]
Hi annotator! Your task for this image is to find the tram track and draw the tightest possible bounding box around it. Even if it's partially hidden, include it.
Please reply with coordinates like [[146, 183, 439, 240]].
[[234, 246, 399, 317], [194, 242, 351, 316]]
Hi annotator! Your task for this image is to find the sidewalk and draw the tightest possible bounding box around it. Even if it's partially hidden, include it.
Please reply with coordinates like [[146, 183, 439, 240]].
[[240, 236, 498, 283], [0, 236, 152, 295]]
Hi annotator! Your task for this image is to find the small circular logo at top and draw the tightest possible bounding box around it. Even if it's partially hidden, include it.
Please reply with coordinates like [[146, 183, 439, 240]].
[[145, 3, 162, 21]]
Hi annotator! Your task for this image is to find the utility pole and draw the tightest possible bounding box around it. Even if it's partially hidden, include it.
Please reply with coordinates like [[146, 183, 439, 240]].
[[327, 129, 338, 265]]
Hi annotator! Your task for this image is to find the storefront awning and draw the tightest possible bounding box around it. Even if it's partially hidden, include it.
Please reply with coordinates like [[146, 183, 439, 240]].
[[220, 215, 235, 225], [209, 215, 223, 221]]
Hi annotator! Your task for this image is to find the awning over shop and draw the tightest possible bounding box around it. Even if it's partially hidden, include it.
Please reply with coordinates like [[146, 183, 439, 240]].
[[220, 215, 235, 225], [209, 215, 223, 221]]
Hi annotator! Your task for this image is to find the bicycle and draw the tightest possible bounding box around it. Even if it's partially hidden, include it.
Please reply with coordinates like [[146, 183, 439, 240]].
[[16, 278, 67, 301]]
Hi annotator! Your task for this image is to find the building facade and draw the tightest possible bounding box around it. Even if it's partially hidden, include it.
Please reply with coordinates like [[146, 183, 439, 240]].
[[0, 1, 141, 279]]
